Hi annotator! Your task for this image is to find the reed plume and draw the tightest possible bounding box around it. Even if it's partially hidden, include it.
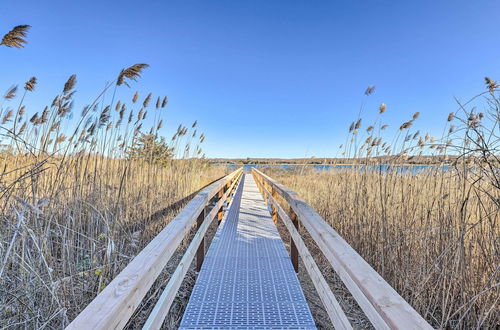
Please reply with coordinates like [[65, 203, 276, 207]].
[[63, 75, 77, 93], [484, 77, 498, 93], [2, 109, 13, 124], [143, 93, 152, 108], [400, 121, 412, 130], [4, 86, 17, 99], [24, 77, 37, 91], [117, 64, 149, 86], [365, 85, 375, 95], [0, 25, 31, 48]]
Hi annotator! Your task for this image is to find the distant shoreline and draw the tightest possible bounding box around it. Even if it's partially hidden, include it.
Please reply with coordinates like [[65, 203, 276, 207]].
[[213, 163, 447, 167]]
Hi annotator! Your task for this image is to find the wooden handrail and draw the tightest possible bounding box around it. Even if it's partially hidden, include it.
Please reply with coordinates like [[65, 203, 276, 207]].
[[251, 168, 432, 330], [143, 170, 242, 329], [255, 175, 352, 330], [66, 168, 243, 330]]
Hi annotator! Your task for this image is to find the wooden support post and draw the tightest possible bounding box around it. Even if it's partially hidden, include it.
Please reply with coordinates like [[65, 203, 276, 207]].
[[271, 189, 278, 225], [196, 207, 207, 272], [217, 188, 225, 224], [290, 208, 299, 273], [227, 180, 234, 203]]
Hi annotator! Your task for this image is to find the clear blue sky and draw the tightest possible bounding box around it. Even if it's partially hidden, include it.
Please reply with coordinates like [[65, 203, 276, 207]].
[[2, 0, 500, 158]]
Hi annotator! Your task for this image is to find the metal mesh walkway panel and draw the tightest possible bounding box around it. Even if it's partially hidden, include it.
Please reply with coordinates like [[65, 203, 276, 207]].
[[180, 174, 316, 329]]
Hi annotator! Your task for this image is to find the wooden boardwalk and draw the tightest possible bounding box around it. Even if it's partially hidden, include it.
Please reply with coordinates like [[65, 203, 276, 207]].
[[67, 168, 432, 330], [180, 174, 316, 329]]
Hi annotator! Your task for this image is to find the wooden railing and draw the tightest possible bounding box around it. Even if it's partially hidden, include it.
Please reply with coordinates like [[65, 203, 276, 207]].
[[252, 168, 433, 330], [66, 168, 243, 330]]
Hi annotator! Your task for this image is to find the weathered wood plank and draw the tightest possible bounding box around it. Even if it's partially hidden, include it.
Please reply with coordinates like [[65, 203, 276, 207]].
[[195, 208, 206, 272], [252, 168, 432, 330], [66, 168, 242, 330]]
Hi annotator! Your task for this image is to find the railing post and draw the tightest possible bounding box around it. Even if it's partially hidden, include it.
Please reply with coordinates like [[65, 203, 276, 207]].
[[196, 206, 208, 272], [271, 189, 278, 225], [217, 187, 225, 225], [290, 207, 299, 273]]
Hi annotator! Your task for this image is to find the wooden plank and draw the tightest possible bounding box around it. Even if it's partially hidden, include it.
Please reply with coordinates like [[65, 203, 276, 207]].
[[255, 176, 352, 330], [289, 209, 299, 273], [66, 168, 242, 330], [195, 207, 207, 272], [217, 188, 224, 224], [252, 168, 432, 330], [142, 172, 242, 330]]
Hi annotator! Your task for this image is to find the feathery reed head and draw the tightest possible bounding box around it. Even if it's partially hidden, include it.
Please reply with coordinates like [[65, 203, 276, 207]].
[[4, 86, 17, 99], [400, 121, 412, 130], [24, 77, 37, 91], [18, 106, 25, 116], [143, 93, 152, 108], [355, 118, 361, 130], [117, 64, 149, 86], [365, 85, 375, 96], [379, 103, 386, 114], [40, 107, 49, 123], [1, 25, 31, 48], [99, 106, 111, 127], [2, 109, 13, 124], [484, 77, 498, 93], [63, 75, 77, 94], [29, 113, 38, 124]]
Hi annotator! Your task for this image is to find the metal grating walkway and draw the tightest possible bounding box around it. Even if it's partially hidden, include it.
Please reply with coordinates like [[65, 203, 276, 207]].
[[180, 174, 316, 329]]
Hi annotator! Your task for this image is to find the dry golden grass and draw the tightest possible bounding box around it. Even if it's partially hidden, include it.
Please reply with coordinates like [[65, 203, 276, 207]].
[[1, 24, 498, 329], [260, 81, 500, 329], [0, 154, 226, 328], [0, 28, 226, 327], [264, 166, 498, 328]]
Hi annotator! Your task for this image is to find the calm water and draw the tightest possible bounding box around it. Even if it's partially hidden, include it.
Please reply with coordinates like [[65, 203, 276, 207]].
[[219, 163, 451, 174]]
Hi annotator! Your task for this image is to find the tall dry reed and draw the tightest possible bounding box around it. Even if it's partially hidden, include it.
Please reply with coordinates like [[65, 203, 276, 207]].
[[264, 79, 499, 329], [0, 25, 226, 328]]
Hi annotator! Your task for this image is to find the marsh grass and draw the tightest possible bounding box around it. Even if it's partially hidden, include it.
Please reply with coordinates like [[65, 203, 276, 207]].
[[1, 24, 498, 329], [264, 80, 499, 329], [0, 27, 226, 327]]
